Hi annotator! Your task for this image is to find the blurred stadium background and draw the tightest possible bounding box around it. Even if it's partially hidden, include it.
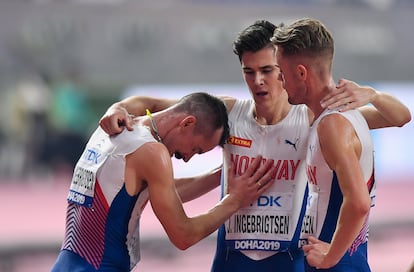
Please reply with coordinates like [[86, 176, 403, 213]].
[[0, 0, 413, 271]]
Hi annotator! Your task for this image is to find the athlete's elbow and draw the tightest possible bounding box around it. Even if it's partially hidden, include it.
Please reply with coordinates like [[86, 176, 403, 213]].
[[394, 108, 412, 127], [360, 203, 371, 217], [170, 236, 195, 250], [399, 111, 411, 127], [354, 198, 371, 217]]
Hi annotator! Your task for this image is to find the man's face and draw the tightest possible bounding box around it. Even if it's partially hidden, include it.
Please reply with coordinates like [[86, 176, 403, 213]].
[[171, 124, 223, 162], [240, 45, 284, 104], [275, 47, 304, 105]]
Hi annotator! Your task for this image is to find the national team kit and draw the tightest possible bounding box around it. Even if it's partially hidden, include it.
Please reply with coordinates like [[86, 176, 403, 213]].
[[212, 100, 310, 271], [52, 126, 153, 271], [52, 100, 375, 271], [211, 100, 375, 271], [301, 109, 375, 271]]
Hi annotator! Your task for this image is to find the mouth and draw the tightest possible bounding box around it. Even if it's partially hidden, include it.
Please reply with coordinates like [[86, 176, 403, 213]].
[[255, 91, 268, 97]]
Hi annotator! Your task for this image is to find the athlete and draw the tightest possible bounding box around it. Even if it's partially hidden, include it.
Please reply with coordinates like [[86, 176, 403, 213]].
[[271, 17, 411, 271], [99, 21, 410, 271], [51, 92, 276, 272]]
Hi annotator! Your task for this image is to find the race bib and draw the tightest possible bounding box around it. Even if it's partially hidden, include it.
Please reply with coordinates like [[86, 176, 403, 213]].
[[225, 192, 294, 251], [67, 129, 113, 208], [300, 190, 318, 240]]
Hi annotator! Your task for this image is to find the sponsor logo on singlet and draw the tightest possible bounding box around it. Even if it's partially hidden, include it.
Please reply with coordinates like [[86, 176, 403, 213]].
[[285, 138, 299, 151], [227, 136, 252, 148]]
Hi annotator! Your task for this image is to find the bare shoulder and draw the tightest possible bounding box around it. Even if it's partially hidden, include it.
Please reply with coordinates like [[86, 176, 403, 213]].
[[129, 142, 170, 166], [318, 113, 354, 136], [318, 113, 360, 170], [317, 113, 359, 151], [124, 142, 172, 195]]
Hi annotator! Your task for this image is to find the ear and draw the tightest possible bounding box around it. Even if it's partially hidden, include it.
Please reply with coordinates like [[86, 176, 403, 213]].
[[297, 64, 307, 81], [179, 115, 196, 128]]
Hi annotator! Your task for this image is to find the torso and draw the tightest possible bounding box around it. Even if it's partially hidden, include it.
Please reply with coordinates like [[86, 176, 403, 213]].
[[220, 99, 310, 260], [54, 125, 156, 271], [300, 109, 375, 255]]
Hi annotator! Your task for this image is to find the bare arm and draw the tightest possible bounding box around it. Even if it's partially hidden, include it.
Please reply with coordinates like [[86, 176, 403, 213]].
[[175, 165, 222, 203], [303, 114, 371, 268], [130, 143, 275, 250], [358, 90, 411, 129], [100, 95, 238, 136], [99, 96, 178, 135], [320, 79, 411, 129]]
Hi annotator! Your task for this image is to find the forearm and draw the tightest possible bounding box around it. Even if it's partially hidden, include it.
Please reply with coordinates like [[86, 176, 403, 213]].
[[324, 79, 411, 129], [114, 96, 177, 116], [181, 160, 276, 247], [180, 194, 240, 248], [175, 166, 221, 203], [324, 200, 369, 266], [163, 155, 274, 250], [117, 96, 153, 116], [150, 176, 239, 250], [362, 88, 411, 129]]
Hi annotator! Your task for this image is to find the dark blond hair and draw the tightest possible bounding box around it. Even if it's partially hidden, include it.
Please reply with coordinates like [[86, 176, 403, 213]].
[[271, 18, 334, 60]]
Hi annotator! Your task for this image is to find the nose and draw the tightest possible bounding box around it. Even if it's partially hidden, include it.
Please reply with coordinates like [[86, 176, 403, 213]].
[[254, 72, 265, 86]]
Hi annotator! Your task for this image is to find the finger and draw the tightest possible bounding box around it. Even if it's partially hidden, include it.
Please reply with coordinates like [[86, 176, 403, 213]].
[[251, 158, 273, 183], [337, 103, 354, 112], [307, 236, 319, 244], [327, 93, 358, 110], [243, 155, 263, 179], [228, 162, 236, 178], [320, 90, 347, 108], [99, 121, 108, 133], [320, 91, 336, 103], [257, 175, 276, 195], [223, 163, 235, 195], [125, 122, 134, 131], [101, 118, 122, 135], [256, 179, 273, 194], [112, 118, 125, 133], [336, 78, 347, 88], [125, 114, 135, 131], [322, 86, 343, 100], [302, 244, 311, 253], [253, 170, 274, 191], [321, 98, 342, 109], [256, 174, 275, 194]]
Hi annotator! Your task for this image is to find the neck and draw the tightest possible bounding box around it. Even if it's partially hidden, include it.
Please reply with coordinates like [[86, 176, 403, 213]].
[[254, 92, 291, 125], [309, 81, 336, 120]]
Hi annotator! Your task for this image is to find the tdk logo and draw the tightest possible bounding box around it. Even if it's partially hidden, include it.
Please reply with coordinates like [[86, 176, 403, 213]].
[[257, 195, 282, 207], [84, 148, 101, 164]]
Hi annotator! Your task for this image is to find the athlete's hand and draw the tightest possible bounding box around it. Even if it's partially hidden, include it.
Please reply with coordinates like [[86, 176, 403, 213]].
[[226, 155, 275, 209], [320, 78, 376, 112], [99, 105, 135, 135], [303, 236, 336, 269]]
